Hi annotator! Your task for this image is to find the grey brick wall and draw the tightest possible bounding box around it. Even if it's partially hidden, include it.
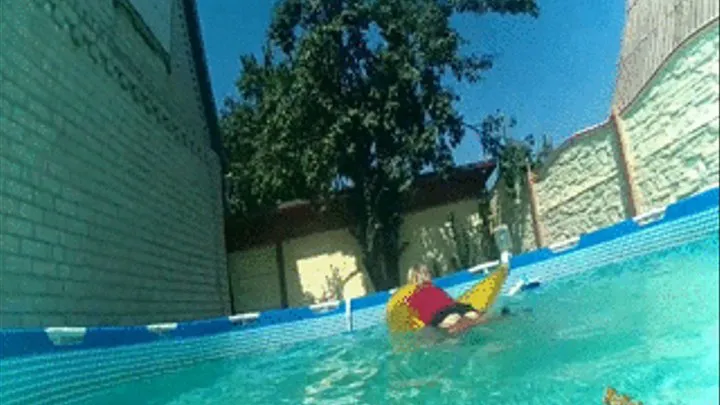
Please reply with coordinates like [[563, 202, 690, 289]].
[[0, 0, 230, 328]]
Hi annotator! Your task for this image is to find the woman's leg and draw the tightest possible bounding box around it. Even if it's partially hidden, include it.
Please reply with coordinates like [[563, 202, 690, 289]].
[[432, 303, 485, 330], [437, 313, 462, 329]]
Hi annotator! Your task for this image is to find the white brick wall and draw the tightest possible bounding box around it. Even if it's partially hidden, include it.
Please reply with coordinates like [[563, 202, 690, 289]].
[[0, 0, 229, 328]]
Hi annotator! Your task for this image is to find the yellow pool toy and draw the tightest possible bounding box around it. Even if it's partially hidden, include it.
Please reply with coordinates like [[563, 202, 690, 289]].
[[386, 264, 509, 334]]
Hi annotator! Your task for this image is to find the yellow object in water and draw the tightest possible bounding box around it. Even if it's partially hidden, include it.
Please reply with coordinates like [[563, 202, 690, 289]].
[[385, 283, 426, 333], [456, 264, 508, 310], [386, 264, 509, 334], [603, 387, 643, 405]]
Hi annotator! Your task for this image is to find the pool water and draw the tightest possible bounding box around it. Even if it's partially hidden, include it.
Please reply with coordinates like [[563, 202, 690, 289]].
[[83, 234, 719, 405]]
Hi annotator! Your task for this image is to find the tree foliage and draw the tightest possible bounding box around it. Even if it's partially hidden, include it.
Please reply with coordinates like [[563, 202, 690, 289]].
[[470, 111, 553, 200], [444, 114, 551, 272], [222, 0, 539, 291]]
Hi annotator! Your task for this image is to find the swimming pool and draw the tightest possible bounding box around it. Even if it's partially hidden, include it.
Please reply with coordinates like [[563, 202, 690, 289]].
[[1, 187, 718, 404]]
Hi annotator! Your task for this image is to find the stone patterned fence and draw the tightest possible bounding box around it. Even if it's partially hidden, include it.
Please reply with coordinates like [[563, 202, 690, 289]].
[[0, 0, 229, 327], [614, 0, 719, 112], [519, 20, 719, 251], [621, 22, 720, 212], [533, 122, 631, 245]]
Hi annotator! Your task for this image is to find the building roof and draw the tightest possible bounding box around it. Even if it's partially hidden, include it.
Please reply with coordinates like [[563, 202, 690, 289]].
[[226, 161, 496, 251]]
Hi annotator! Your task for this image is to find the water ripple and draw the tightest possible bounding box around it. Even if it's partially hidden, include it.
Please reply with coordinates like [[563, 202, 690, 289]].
[[77, 235, 719, 405]]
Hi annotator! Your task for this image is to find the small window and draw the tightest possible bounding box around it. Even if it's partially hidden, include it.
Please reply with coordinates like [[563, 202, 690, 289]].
[[126, 0, 172, 53]]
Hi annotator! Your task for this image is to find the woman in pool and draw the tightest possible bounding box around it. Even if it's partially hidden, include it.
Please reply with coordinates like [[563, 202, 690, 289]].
[[404, 264, 490, 336]]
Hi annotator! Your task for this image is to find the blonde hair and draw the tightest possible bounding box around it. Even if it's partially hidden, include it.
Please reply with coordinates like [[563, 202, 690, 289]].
[[407, 264, 432, 285]]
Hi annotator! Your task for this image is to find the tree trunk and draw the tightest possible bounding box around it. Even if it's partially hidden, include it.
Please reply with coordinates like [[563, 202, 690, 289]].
[[348, 176, 405, 292], [381, 230, 402, 288], [360, 234, 401, 292]]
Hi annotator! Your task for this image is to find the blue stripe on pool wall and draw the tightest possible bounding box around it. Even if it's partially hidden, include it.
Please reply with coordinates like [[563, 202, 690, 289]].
[[350, 291, 391, 311], [0, 328, 58, 359], [511, 186, 719, 269], [84, 325, 161, 349], [664, 186, 718, 221], [0, 304, 348, 360], [0, 187, 718, 361], [173, 317, 234, 338], [255, 302, 347, 327], [433, 269, 477, 289]]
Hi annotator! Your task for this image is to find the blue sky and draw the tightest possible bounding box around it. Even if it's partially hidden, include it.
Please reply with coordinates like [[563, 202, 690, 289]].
[[197, 0, 625, 165]]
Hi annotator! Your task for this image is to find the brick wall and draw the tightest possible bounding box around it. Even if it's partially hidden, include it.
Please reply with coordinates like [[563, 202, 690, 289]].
[[0, 0, 230, 327]]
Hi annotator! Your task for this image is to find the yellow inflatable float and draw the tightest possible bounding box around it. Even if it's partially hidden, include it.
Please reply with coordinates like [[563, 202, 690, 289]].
[[386, 264, 509, 334]]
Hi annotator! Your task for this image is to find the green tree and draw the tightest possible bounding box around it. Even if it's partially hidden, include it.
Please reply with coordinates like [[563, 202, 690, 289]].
[[443, 114, 551, 271], [468, 111, 552, 202], [222, 0, 539, 291]]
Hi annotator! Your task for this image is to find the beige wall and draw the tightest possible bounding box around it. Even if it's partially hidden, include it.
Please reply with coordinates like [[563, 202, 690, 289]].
[[228, 198, 495, 312], [282, 229, 369, 306], [400, 199, 488, 280], [494, 178, 537, 253], [227, 246, 280, 312]]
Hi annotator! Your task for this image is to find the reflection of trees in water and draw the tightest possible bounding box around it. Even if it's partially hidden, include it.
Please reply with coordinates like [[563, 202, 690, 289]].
[[383, 345, 467, 403], [300, 330, 471, 403], [302, 339, 382, 403]]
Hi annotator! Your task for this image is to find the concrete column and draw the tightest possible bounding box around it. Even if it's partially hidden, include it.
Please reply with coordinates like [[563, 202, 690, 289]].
[[526, 165, 546, 248], [611, 105, 642, 217], [275, 240, 289, 309]]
